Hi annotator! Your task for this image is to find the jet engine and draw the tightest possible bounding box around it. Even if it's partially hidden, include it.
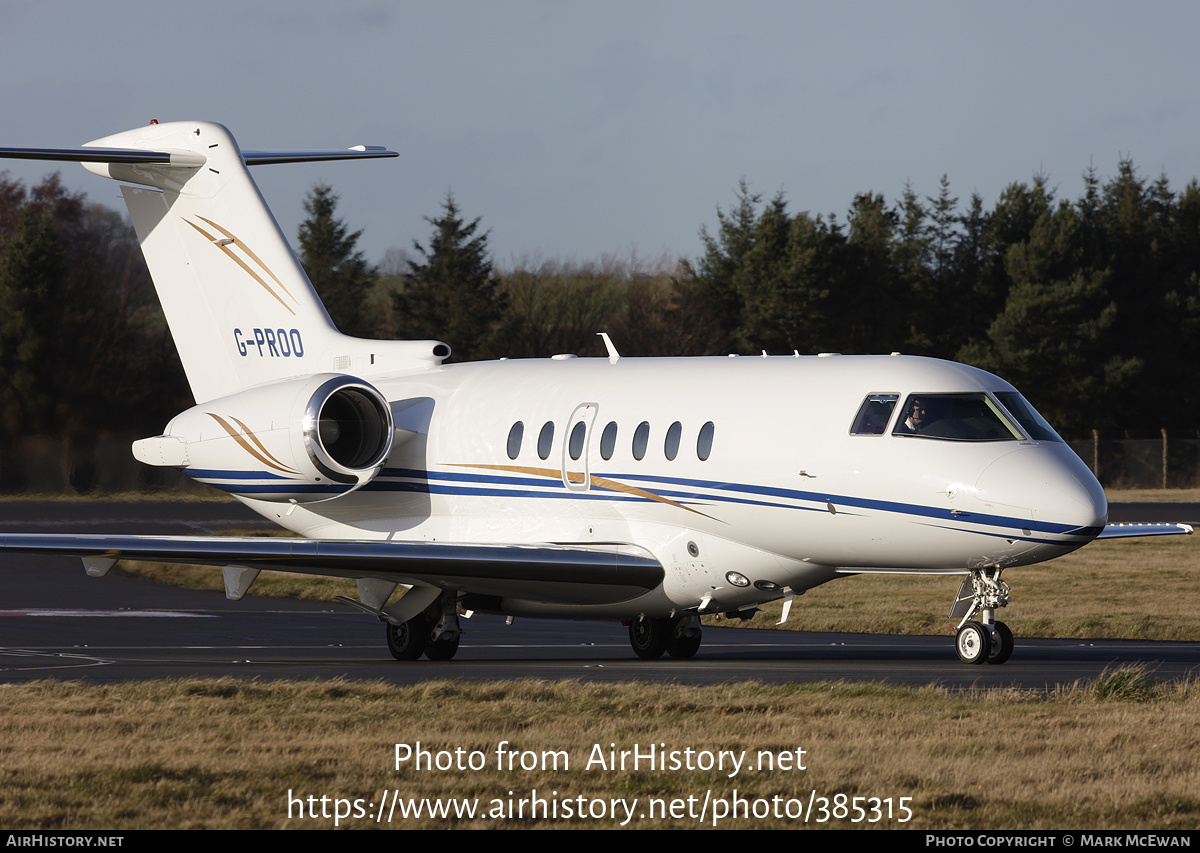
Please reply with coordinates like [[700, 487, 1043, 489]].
[[133, 373, 394, 502]]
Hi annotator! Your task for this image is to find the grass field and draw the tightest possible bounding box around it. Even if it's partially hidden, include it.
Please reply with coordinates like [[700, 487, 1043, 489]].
[[0, 674, 1196, 829]]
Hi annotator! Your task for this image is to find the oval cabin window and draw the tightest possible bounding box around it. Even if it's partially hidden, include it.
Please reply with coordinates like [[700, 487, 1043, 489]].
[[537, 421, 554, 460], [665, 421, 682, 461], [600, 421, 618, 460], [697, 421, 714, 461], [507, 422, 523, 460], [632, 422, 650, 461]]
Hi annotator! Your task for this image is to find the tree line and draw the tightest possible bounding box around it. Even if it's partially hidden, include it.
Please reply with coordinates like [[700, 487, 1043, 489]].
[[2, 161, 1198, 443]]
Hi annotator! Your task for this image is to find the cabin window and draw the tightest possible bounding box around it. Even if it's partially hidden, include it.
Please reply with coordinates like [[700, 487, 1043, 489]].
[[537, 421, 555, 459], [568, 421, 587, 460], [632, 421, 650, 461], [697, 421, 714, 461], [892, 394, 1023, 441], [850, 394, 898, 435], [600, 421, 618, 460], [664, 421, 682, 460], [506, 422, 523, 459]]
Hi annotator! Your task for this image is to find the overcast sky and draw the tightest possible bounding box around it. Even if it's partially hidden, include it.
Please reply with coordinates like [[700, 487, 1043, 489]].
[[3, 1, 1199, 270]]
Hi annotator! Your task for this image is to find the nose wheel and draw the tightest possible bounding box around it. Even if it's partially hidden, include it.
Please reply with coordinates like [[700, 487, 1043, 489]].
[[986, 620, 1014, 664], [950, 568, 1015, 665], [955, 621, 990, 664]]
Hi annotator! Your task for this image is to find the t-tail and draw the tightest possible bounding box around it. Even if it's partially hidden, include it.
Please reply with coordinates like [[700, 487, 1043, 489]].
[[0, 120, 449, 404], [0, 121, 448, 501]]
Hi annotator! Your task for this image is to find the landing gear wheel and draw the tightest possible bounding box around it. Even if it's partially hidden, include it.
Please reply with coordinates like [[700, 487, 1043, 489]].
[[666, 630, 702, 659], [629, 616, 670, 659], [955, 621, 991, 665], [424, 634, 461, 661], [386, 618, 425, 661], [986, 621, 1014, 665]]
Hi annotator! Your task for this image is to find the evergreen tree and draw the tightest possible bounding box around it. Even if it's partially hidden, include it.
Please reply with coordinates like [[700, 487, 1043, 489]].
[[0, 176, 186, 439], [905, 176, 961, 355], [688, 180, 765, 344], [298, 183, 375, 337], [842, 191, 904, 353], [393, 193, 505, 361], [0, 203, 67, 433], [958, 202, 1139, 431], [686, 183, 844, 354]]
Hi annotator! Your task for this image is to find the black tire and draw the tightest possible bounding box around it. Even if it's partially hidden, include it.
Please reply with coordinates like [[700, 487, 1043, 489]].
[[955, 621, 990, 665], [986, 621, 1014, 665], [629, 616, 670, 659], [424, 634, 460, 661], [666, 626, 702, 659], [386, 618, 425, 661]]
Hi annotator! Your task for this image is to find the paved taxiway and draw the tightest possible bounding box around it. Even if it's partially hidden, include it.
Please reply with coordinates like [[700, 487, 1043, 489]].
[[0, 500, 1196, 688]]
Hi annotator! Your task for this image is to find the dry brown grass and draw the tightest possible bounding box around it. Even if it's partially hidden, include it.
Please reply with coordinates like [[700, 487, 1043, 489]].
[[0, 677, 1195, 830], [118, 562, 358, 601], [1106, 488, 1200, 502]]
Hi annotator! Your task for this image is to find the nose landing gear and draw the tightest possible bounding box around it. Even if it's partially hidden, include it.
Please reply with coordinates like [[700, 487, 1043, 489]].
[[950, 567, 1015, 665]]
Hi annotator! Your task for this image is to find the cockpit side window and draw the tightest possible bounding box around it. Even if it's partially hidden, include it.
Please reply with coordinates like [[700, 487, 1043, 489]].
[[892, 393, 1023, 441], [850, 394, 898, 435]]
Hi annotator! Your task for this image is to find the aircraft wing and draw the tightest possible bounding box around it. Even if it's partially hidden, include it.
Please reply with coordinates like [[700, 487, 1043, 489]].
[[1097, 523, 1194, 539], [0, 534, 663, 606]]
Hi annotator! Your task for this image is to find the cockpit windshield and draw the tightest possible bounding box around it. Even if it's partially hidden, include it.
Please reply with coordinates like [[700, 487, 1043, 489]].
[[994, 392, 1063, 442], [892, 393, 1024, 442]]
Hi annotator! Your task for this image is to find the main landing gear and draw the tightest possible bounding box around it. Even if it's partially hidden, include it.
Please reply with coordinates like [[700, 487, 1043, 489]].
[[386, 592, 462, 661], [949, 567, 1015, 665], [628, 614, 702, 659]]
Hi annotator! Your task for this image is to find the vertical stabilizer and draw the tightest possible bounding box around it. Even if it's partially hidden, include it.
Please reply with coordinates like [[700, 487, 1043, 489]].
[[83, 122, 347, 402], [0, 121, 451, 401]]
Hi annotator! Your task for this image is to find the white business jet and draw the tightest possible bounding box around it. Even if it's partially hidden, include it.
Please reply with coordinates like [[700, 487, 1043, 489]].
[[0, 122, 1189, 665]]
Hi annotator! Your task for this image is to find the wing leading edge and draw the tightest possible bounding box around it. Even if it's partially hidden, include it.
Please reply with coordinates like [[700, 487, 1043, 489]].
[[0, 534, 663, 607]]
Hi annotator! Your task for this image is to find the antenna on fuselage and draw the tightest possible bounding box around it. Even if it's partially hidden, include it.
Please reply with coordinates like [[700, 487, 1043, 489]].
[[597, 332, 620, 364]]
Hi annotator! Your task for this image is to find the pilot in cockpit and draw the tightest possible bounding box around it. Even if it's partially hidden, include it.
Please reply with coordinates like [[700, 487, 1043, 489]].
[[898, 397, 926, 433]]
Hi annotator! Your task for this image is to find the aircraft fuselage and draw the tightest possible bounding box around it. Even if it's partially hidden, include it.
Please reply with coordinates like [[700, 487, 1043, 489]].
[[224, 352, 1107, 619]]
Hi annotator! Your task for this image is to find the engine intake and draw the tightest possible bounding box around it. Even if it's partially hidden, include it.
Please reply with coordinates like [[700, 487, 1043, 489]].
[[304, 378, 393, 484]]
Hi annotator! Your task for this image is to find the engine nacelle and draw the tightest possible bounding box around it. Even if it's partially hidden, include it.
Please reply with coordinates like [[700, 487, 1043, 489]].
[[134, 374, 394, 503]]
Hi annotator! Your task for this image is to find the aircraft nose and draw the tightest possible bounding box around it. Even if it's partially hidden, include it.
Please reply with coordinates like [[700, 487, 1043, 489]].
[[974, 444, 1107, 534]]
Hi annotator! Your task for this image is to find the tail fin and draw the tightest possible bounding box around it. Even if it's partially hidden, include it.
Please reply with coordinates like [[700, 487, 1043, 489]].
[[1, 121, 449, 403]]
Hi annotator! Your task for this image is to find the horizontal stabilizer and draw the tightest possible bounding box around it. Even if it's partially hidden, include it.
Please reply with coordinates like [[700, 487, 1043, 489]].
[[242, 147, 398, 165], [0, 145, 191, 165], [0, 145, 396, 167]]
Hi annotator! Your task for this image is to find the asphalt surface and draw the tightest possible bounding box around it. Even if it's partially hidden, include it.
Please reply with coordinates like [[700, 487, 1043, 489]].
[[1107, 501, 1200, 525], [0, 500, 1196, 688]]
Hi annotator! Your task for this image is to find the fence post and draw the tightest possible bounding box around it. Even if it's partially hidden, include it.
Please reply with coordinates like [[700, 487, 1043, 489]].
[[1162, 428, 1168, 490], [1092, 429, 1099, 477]]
